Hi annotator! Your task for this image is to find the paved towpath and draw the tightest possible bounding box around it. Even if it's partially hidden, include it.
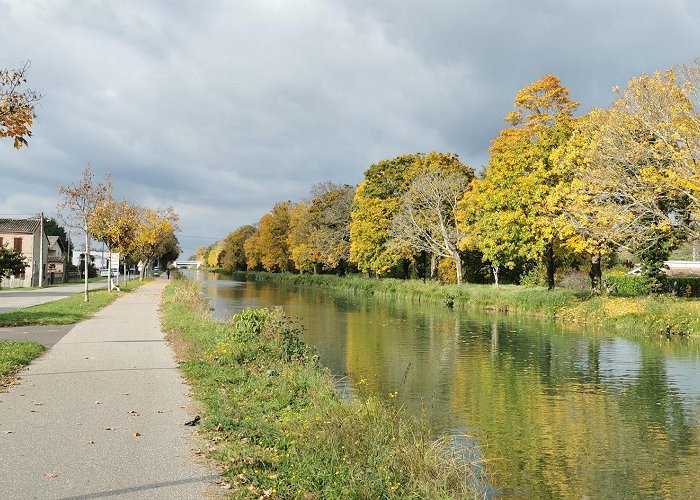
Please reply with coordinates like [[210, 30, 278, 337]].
[[0, 280, 218, 499], [0, 281, 109, 314]]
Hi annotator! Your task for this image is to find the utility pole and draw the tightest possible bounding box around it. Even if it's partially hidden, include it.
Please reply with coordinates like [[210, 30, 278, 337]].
[[38, 212, 44, 288]]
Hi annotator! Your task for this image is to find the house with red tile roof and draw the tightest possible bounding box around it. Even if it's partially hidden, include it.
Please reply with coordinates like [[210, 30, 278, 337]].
[[0, 218, 50, 287]]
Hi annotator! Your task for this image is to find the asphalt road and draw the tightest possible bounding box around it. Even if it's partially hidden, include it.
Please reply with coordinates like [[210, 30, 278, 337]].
[[0, 324, 74, 348], [0, 281, 109, 314]]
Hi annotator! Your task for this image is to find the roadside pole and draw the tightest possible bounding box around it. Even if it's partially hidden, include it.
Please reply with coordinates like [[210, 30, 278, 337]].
[[38, 212, 44, 288]]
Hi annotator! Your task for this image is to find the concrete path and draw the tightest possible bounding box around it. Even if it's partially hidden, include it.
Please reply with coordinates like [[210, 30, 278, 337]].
[[0, 280, 218, 499], [0, 281, 109, 314]]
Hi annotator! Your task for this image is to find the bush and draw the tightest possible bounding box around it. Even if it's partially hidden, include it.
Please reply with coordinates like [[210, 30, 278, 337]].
[[558, 270, 591, 291], [605, 274, 649, 296], [668, 276, 700, 298], [437, 258, 457, 284], [520, 265, 547, 287]]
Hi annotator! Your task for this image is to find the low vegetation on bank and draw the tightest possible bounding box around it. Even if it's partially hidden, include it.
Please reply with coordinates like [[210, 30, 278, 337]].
[[0, 341, 44, 387], [161, 279, 484, 498], [219, 271, 700, 337]]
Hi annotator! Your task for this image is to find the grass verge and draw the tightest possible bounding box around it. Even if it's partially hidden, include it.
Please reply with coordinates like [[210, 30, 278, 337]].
[[0, 341, 44, 387], [220, 271, 582, 316], [217, 271, 700, 337], [161, 279, 485, 499], [0, 279, 150, 327]]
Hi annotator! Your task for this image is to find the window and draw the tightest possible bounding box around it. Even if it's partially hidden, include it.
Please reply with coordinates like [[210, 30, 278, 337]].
[[14, 237, 22, 252]]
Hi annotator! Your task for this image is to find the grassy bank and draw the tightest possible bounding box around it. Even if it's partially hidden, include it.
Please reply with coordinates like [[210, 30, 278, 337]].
[[0, 341, 44, 387], [161, 279, 484, 499], [0, 279, 149, 327], [221, 270, 583, 315], [217, 271, 700, 337]]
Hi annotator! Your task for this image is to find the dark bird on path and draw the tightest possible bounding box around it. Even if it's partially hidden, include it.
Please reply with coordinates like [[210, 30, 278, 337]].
[[184, 415, 201, 426]]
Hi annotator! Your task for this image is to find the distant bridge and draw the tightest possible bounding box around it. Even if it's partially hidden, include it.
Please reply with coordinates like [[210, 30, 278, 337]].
[[173, 260, 201, 269]]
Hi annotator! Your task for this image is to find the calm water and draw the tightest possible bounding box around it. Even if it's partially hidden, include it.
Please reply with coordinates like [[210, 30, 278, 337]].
[[193, 271, 700, 499]]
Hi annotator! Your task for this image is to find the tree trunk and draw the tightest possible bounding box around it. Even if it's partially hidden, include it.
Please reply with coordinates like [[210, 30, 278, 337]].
[[545, 242, 555, 290], [590, 252, 602, 295], [492, 264, 499, 288], [454, 255, 463, 285], [430, 254, 437, 280], [402, 259, 410, 279]]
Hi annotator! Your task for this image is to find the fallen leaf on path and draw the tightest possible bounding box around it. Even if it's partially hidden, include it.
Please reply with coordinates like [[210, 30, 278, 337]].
[[133, 432, 141, 437], [157, 410, 164, 413], [95, 401, 102, 405], [128, 410, 139, 416], [44, 473, 58, 480], [4, 430, 13, 434], [104, 427, 115, 431], [87, 440, 96, 444]]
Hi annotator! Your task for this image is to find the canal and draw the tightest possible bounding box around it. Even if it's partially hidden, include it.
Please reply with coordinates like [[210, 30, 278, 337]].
[[193, 271, 700, 498]]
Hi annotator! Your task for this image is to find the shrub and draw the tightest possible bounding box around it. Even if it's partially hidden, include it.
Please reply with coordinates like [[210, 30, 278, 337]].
[[437, 258, 457, 284], [520, 265, 547, 287], [558, 270, 591, 291], [668, 276, 700, 298], [605, 274, 649, 296]]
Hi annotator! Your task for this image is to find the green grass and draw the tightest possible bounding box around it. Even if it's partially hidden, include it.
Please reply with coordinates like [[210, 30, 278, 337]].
[[221, 271, 585, 316], [0, 341, 45, 386], [161, 280, 485, 499], [0, 279, 149, 327]]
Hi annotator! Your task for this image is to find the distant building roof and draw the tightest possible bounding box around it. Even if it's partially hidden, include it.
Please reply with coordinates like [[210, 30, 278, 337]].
[[0, 218, 40, 234], [47, 235, 65, 252]]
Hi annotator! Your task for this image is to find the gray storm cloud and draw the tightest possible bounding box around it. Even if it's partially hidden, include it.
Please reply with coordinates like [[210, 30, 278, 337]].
[[2, 0, 699, 256]]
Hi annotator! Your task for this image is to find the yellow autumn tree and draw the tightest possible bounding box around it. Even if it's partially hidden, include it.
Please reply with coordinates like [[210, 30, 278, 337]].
[[287, 183, 355, 274], [244, 202, 293, 272], [207, 241, 224, 268], [549, 109, 624, 293], [89, 198, 140, 290], [389, 152, 474, 283], [132, 206, 179, 279], [57, 166, 112, 301], [462, 75, 579, 289], [218, 225, 255, 271], [0, 62, 41, 149], [287, 202, 319, 273]]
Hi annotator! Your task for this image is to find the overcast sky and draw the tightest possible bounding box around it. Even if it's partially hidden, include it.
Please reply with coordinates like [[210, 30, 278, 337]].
[[2, 0, 700, 258]]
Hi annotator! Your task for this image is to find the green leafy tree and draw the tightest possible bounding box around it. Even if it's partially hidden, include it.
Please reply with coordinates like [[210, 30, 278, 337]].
[[0, 244, 28, 285], [350, 154, 421, 277]]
